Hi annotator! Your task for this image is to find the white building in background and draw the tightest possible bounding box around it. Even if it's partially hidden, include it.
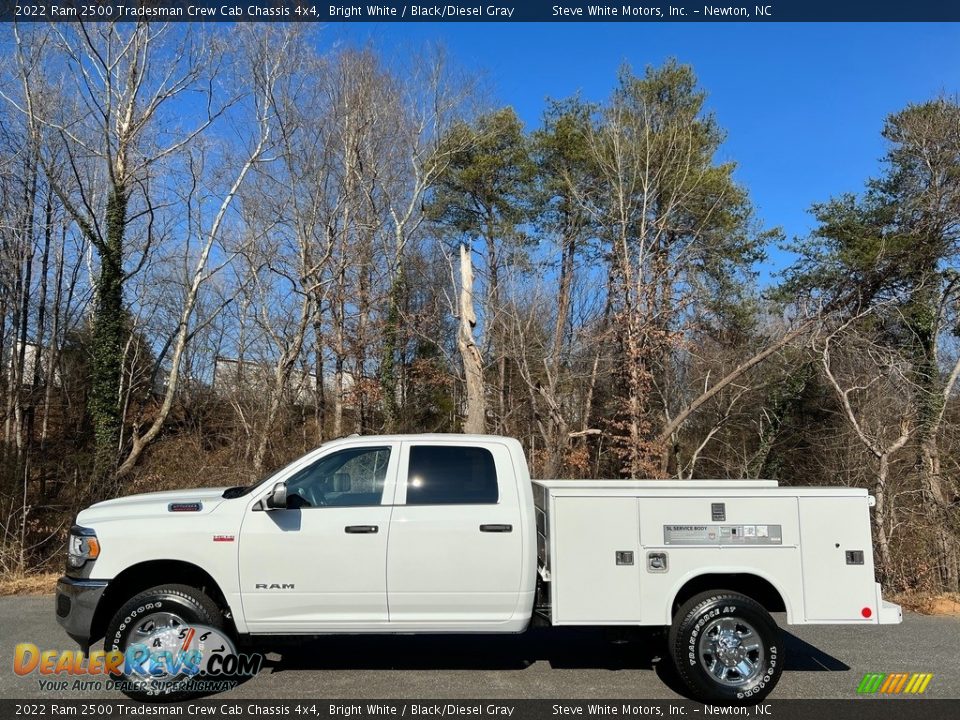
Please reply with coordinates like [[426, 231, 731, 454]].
[[6, 341, 60, 387], [212, 356, 355, 406]]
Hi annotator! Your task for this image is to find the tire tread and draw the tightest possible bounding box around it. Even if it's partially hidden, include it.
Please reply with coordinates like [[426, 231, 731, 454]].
[[669, 589, 782, 703], [104, 583, 225, 702]]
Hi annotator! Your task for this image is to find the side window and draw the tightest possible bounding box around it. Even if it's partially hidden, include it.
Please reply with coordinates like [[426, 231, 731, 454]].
[[285, 447, 391, 508], [406, 445, 498, 505]]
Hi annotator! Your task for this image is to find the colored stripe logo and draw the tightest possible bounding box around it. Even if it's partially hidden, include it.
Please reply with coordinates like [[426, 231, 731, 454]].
[[857, 672, 933, 694]]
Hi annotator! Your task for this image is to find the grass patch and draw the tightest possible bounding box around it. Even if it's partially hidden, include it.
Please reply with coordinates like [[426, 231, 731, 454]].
[[891, 592, 960, 616], [0, 571, 59, 596]]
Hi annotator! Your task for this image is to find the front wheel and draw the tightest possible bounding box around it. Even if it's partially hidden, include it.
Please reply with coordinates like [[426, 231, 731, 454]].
[[104, 584, 227, 702], [668, 590, 783, 703]]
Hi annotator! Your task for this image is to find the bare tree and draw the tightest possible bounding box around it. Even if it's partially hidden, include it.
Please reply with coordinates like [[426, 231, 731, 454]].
[[112, 39, 278, 478], [378, 48, 475, 431], [4, 22, 231, 481], [814, 314, 916, 577]]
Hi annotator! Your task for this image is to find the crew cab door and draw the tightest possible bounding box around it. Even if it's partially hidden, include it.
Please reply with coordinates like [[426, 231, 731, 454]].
[[386, 440, 524, 624], [238, 442, 398, 631]]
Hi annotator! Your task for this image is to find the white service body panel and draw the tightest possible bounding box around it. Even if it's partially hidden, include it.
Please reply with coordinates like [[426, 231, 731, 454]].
[[535, 480, 899, 627]]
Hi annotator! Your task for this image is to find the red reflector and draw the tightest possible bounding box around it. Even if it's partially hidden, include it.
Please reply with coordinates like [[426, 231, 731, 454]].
[[861, 607, 873, 618]]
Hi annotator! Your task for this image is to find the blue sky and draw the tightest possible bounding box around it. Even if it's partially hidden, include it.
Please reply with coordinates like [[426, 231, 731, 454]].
[[322, 22, 960, 281]]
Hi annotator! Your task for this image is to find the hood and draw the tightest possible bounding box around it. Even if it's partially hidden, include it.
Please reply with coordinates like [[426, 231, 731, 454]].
[[76, 487, 231, 525]]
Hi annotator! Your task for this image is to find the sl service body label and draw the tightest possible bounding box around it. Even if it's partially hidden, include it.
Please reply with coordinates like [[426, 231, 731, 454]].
[[663, 524, 783, 545]]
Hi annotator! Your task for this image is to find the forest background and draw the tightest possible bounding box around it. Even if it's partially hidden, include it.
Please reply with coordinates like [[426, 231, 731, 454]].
[[0, 23, 957, 597]]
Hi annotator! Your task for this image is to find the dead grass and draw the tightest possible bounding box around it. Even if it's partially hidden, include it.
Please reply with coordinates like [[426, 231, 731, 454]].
[[891, 591, 960, 616], [0, 571, 59, 596]]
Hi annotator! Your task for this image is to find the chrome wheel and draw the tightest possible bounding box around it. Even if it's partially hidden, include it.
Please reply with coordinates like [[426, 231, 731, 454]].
[[130, 611, 187, 644], [697, 616, 765, 687], [125, 611, 188, 680]]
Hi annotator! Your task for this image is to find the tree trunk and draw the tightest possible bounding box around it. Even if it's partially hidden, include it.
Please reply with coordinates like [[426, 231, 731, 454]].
[[537, 229, 577, 479], [873, 453, 894, 583], [380, 268, 404, 433], [313, 309, 326, 445], [39, 230, 65, 498], [537, 387, 568, 478], [332, 259, 346, 438], [4, 239, 26, 460], [920, 437, 959, 591], [622, 313, 657, 479], [484, 219, 502, 433], [90, 186, 128, 482], [457, 243, 485, 434], [252, 384, 285, 475]]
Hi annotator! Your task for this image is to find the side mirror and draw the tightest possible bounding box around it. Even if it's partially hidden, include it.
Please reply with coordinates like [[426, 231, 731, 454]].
[[265, 481, 288, 510]]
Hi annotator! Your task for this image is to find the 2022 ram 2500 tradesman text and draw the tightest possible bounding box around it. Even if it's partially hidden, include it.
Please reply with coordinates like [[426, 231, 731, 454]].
[[56, 434, 901, 702]]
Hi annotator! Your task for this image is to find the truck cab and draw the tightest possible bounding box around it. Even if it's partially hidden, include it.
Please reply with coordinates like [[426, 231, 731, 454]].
[[236, 435, 536, 632], [58, 436, 537, 650]]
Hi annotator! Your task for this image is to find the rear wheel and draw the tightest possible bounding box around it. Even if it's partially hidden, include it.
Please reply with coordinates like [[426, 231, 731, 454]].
[[668, 590, 783, 703]]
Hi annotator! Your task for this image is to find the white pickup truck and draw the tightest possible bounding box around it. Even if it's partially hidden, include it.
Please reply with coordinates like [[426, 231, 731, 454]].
[[57, 434, 900, 702]]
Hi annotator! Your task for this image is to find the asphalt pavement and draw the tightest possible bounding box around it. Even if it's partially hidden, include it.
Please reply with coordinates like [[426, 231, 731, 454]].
[[1, 595, 957, 700]]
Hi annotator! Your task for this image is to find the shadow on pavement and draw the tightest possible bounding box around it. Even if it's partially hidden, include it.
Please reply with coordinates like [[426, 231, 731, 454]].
[[782, 630, 849, 671], [255, 625, 847, 675], [201, 626, 852, 702], [260, 627, 655, 673]]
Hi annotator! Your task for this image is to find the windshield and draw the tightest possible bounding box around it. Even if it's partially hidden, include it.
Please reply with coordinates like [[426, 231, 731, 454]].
[[220, 453, 318, 499]]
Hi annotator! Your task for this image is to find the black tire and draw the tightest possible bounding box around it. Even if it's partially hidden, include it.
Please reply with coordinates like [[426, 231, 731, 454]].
[[668, 590, 783, 703], [104, 584, 226, 702]]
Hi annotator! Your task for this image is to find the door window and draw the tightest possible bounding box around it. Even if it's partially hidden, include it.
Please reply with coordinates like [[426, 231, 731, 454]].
[[405, 445, 498, 505], [285, 446, 390, 508]]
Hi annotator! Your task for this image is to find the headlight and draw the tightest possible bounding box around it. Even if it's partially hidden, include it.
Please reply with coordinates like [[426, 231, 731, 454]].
[[67, 526, 100, 569]]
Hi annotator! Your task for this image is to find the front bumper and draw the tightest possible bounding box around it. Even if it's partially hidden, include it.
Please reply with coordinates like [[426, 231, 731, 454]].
[[55, 576, 108, 650]]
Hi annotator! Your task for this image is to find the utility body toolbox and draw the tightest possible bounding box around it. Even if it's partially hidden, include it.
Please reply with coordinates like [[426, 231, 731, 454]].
[[533, 479, 902, 626]]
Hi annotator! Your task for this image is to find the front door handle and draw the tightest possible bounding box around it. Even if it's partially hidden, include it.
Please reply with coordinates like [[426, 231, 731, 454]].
[[345, 525, 378, 534], [480, 524, 513, 533]]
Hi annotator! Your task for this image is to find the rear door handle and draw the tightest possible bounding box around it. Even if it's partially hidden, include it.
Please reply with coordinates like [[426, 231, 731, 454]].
[[344, 525, 378, 534], [480, 524, 513, 533]]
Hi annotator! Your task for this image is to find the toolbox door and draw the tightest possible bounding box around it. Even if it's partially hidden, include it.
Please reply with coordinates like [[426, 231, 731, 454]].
[[552, 496, 641, 624], [798, 496, 877, 621]]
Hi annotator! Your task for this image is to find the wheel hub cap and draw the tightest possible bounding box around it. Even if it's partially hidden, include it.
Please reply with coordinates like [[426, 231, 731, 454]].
[[124, 611, 189, 682], [698, 617, 765, 686]]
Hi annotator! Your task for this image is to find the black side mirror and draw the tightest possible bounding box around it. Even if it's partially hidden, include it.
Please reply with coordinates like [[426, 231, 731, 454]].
[[265, 481, 288, 510]]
